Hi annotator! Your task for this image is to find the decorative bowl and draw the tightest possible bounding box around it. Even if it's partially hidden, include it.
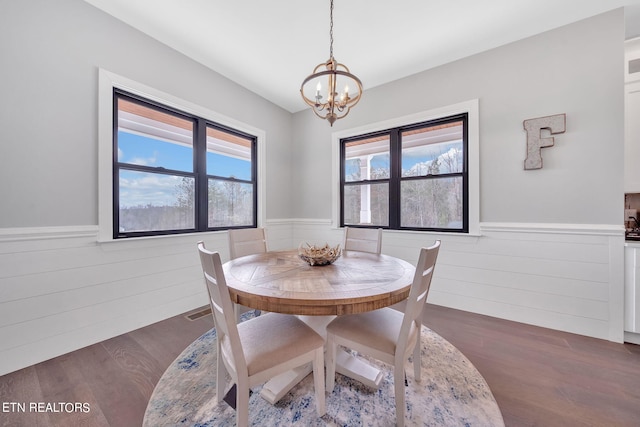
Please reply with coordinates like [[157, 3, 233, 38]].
[[298, 243, 342, 266]]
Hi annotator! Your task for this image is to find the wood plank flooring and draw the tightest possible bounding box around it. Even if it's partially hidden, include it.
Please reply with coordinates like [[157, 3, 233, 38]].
[[1, 304, 639, 426]]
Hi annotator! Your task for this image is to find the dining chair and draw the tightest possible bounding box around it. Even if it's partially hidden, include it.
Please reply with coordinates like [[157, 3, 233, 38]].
[[197, 241, 326, 426], [228, 227, 267, 259], [228, 227, 267, 319], [325, 240, 441, 427], [343, 226, 383, 254]]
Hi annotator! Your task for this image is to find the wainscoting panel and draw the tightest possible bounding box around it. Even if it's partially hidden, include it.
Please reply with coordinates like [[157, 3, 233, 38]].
[[291, 221, 624, 343], [0, 227, 232, 376], [0, 221, 624, 375], [263, 219, 295, 251]]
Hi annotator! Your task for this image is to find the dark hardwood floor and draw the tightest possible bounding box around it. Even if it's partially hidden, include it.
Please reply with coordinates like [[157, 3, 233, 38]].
[[1, 304, 639, 426], [421, 305, 640, 427]]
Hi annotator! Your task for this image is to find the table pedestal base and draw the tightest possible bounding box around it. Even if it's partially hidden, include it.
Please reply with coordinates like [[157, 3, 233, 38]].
[[259, 315, 383, 404], [335, 349, 384, 389], [260, 364, 313, 404]]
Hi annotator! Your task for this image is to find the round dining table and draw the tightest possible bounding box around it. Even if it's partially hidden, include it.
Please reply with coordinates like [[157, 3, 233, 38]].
[[222, 249, 417, 404], [222, 249, 416, 315]]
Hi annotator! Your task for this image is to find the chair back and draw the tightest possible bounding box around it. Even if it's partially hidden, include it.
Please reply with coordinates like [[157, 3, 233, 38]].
[[343, 226, 382, 254], [197, 241, 247, 374], [397, 240, 441, 356], [228, 228, 267, 259]]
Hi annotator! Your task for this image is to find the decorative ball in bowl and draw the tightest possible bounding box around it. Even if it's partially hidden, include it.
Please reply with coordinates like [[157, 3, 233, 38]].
[[298, 243, 342, 266]]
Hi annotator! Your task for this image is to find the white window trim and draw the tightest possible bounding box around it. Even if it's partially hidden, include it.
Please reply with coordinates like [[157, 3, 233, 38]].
[[331, 99, 480, 235], [97, 69, 267, 242]]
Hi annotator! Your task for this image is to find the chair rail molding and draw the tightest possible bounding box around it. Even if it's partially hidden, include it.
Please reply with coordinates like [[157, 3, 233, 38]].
[[0, 225, 99, 242], [480, 222, 624, 236]]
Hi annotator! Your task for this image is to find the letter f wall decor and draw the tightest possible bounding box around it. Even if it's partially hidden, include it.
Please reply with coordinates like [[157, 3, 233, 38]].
[[523, 114, 566, 170]]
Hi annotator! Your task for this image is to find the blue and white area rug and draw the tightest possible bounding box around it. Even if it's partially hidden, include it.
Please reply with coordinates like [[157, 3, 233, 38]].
[[144, 321, 504, 426]]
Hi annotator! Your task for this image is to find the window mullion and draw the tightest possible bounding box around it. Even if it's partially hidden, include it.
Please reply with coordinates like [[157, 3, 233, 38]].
[[339, 140, 346, 226], [389, 130, 401, 229], [195, 119, 208, 231], [251, 137, 258, 228]]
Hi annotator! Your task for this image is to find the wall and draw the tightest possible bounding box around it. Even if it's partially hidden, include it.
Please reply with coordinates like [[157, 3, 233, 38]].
[[293, 11, 623, 224], [0, 0, 293, 227], [0, 2, 628, 376], [291, 10, 626, 342], [0, 0, 293, 376]]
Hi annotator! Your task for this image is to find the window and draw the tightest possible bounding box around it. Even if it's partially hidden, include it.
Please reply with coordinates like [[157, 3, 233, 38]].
[[340, 113, 468, 232], [113, 90, 257, 238]]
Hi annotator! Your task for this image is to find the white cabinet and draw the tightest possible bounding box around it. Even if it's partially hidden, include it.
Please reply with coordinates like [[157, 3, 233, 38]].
[[625, 82, 640, 192], [625, 245, 637, 331], [624, 244, 640, 344], [625, 38, 640, 193]]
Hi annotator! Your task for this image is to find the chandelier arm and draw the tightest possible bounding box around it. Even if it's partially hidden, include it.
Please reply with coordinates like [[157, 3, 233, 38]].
[[300, 70, 363, 111], [312, 107, 330, 120]]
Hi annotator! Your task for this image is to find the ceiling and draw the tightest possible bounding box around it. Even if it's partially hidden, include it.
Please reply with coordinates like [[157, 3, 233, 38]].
[[84, 0, 640, 113]]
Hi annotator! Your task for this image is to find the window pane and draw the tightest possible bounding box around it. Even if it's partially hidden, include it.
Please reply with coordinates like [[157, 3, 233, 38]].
[[206, 127, 252, 180], [118, 170, 194, 232], [343, 183, 389, 226], [345, 135, 390, 182], [401, 177, 463, 229], [117, 98, 194, 172], [208, 179, 254, 227], [401, 121, 463, 177]]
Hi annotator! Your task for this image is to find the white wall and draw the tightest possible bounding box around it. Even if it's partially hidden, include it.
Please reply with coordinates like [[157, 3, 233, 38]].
[[0, 2, 628, 376], [0, 0, 294, 228], [291, 10, 626, 343], [292, 10, 624, 224], [0, 0, 293, 376], [289, 221, 622, 341]]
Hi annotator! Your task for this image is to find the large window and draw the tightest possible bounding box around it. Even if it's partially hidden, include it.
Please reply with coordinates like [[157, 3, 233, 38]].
[[340, 113, 468, 232], [113, 90, 257, 238]]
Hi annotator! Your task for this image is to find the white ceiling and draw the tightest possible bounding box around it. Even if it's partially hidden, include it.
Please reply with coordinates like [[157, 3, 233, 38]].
[[84, 0, 640, 113]]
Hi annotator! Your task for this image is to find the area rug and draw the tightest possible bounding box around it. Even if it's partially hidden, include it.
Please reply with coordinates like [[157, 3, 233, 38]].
[[144, 319, 504, 426]]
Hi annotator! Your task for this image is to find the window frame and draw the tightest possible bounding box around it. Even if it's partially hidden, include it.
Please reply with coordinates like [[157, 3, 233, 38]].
[[340, 114, 468, 232], [98, 69, 266, 242], [332, 100, 480, 235]]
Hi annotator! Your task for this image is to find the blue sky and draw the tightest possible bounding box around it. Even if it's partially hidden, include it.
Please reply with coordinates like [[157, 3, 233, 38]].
[[345, 140, 462, 179], [117, 131, 250, 207]]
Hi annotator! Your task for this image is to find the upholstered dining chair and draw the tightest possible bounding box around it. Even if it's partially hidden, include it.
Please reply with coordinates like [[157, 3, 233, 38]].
[[197, 241, 326, 426], [325, 240, 441, 427], [228, 227, 267, 259], [343, 226, 383, 254]]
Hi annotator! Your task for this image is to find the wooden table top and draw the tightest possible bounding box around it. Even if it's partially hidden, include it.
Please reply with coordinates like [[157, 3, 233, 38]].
[[222, 250, 416, 315]]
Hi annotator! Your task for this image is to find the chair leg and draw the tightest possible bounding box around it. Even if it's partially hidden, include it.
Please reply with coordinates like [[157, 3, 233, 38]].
[[236, 379, 250, 427], [313, 348, 326, 416], [234, 303, 241, 323], [216, 340, 225, 403], [394, 366, 406, 427], [413, 334, 421, 382], [326, 333, 337, 392]]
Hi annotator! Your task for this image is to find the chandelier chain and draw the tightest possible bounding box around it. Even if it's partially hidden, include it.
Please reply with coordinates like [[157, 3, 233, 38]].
[[329, 0, 334, 60]]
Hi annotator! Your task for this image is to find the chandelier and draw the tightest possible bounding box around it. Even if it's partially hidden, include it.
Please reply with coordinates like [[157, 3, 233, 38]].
[[300, 0, 363, 126]]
